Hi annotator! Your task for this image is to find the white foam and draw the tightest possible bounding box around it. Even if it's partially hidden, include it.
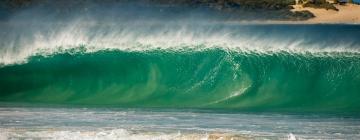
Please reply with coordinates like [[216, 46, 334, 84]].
[[288, 133, 297, 140], [0, 20, 359, 66], [0, 128, 216, 140]]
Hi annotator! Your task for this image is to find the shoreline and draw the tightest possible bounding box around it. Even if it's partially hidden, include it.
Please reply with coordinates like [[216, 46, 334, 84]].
[[291, 3, 360, 24]]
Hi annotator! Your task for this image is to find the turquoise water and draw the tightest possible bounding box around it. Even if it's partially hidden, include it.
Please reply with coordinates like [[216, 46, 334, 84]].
[[1, 49, 360, 112], [1, 24, 360, 139], [1, 24, 360, 112]]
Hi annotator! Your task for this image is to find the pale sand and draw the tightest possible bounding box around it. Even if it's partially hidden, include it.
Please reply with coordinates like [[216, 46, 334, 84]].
[[292, 4, 360, 24]]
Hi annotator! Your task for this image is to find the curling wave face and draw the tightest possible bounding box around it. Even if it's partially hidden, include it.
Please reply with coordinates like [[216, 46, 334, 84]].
[[1, 48, 360, 112], [0, 24, 360, 112]]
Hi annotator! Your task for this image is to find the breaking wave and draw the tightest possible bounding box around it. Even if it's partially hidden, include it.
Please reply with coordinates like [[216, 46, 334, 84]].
[[0, 24, 360, 112]]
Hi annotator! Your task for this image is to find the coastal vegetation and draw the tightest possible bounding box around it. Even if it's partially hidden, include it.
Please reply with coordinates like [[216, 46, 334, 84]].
[[296, 0, 338, 11], [303, 0, 338, 11], [297, 0, 359, 11], [0, 0, 314, 21]]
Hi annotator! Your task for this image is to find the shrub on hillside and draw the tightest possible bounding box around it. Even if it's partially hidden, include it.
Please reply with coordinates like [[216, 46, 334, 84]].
[[303, 0, 338, 11]]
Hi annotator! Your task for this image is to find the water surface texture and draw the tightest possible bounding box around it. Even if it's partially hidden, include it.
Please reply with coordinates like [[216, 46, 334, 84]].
[[1, 107, 360, 139], [1, 24, 360, 139], [1, 24, 360, 112]]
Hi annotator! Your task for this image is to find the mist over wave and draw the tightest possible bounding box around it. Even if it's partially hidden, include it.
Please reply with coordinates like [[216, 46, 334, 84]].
[[0, 0, 359, 65], [1, 23, 360, 65]]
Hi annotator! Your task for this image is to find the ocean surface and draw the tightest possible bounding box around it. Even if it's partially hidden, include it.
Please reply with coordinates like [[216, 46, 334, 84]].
[[0, 24, 360, 139], [1, 107, 360, 140]]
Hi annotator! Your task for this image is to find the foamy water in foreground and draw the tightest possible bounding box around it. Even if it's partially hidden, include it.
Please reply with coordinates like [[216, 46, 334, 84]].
[[0, 107, 359, 140]]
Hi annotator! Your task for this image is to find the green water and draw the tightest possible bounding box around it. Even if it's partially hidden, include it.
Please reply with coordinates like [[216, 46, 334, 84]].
[[1, 48, 359, 112]]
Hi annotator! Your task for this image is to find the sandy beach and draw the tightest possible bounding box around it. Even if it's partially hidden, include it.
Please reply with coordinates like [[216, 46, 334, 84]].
[[292, 4, 360, 24]]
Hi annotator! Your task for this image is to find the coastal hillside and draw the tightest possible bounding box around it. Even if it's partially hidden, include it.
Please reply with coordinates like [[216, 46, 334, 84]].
[[0, 0, 314, 21], [1, 0, 359, 23]]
